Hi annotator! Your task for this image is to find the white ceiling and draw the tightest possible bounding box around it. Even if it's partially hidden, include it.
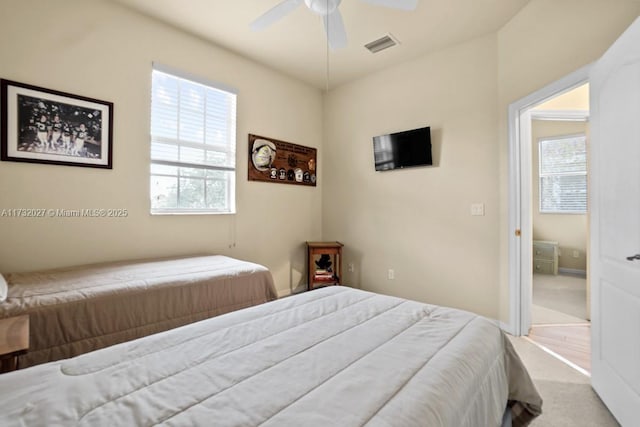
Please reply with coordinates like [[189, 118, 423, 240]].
[[112, 0, 531, 89]]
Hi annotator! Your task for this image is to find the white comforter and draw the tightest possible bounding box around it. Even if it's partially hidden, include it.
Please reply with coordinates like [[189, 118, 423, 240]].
[[0, 287, 541, 426]]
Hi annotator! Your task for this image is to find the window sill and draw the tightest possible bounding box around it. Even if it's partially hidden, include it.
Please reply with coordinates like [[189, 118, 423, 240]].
[[150, 210, 236, 216]]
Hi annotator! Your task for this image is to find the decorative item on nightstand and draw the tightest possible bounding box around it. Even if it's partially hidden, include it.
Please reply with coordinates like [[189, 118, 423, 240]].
[[533, 240, 559, 275], [306, 241, 343, 291]]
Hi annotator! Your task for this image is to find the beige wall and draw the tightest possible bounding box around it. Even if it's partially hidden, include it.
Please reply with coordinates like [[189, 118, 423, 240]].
[[531, 120, 588, 271], [533, 83, 589, 111], [324, 0, 639, 320], [0, 0, 323, 296], [323, 34, 501, 317], [1, 0, 638, 321], [496, 0, 638, 322]]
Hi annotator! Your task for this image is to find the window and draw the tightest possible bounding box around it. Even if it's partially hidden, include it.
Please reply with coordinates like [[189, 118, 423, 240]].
[[538, 134, 587, 213], [150, 65, 237, 214]]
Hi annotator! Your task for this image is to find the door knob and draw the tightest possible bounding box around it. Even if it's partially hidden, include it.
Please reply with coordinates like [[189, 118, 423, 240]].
[[626, 254, 640, 261]]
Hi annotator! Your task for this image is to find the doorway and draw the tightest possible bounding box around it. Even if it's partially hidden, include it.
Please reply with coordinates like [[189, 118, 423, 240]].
[[509, 18, 640, 424], [528, 85, 591, 374], [507, 66, 592, 374]]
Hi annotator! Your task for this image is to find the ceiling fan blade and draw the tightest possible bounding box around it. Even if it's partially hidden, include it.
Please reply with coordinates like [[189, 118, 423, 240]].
[[323, 9, 348, 50], [250, 0, 303, 32], [360, 0, 418, 11]]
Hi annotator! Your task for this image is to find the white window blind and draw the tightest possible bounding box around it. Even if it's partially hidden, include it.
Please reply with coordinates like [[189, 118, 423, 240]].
[[150, 66, 237, 214], [539, 134, 587, 214]]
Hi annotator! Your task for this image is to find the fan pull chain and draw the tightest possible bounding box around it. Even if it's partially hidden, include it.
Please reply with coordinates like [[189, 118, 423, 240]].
[[325, 0, 330, 92]]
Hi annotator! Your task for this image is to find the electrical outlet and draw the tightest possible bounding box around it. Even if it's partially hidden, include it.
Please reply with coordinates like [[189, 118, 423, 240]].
[[388, 269, 395, 280], [348, 263, 355, 273], [572, 250, 580, 258], [470, 203, 485, 216]]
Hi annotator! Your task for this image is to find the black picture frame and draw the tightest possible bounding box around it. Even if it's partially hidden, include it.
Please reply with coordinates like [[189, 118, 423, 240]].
[[1, 79, 113, 169]]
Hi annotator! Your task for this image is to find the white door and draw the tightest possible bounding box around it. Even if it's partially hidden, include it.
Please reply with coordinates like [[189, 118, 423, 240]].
[[590, 16, 640, 426]]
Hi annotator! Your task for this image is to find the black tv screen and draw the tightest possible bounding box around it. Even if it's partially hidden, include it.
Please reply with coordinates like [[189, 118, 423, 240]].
[[373, 126, 432, 171]]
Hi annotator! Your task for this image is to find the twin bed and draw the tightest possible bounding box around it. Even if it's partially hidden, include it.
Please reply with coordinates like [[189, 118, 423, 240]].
[[0, 258, 542, 426], [0, 255, 276, 368]]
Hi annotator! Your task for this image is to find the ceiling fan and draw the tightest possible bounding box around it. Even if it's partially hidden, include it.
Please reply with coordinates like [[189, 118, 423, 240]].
[[250, 0, 418, 50]]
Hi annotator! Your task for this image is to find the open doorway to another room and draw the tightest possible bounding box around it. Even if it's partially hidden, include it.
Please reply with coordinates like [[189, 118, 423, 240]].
[[527, 84, 591, 375]]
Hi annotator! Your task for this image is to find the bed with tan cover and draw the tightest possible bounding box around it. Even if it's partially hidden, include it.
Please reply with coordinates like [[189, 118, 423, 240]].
[[0, 286, 541, 426], [0, 255, 276, 368]]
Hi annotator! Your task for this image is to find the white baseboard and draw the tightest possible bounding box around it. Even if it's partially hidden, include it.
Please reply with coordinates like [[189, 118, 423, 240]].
[[276, 284, 307, 299], [279, 290, 519, 336], [277, 288, 292, 298], [485, 317, 517, 336], [499, 321, 516, 335], [558, 268, 587, 277]]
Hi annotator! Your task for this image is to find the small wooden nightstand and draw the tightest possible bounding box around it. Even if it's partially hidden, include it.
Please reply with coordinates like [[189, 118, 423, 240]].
[[0, 315, 29, 373], [306, 241, 343, 291]]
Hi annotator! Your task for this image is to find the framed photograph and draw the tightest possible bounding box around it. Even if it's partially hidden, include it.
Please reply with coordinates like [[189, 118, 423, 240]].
[[1, 79, 113, 169], [248, 134, 317, 187]]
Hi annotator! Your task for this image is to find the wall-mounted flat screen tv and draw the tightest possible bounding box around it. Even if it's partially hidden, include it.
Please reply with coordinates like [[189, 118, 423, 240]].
[[373, 126, 432, 171]]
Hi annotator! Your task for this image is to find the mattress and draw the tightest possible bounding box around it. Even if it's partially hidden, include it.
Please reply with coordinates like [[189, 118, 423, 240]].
[[0, 286, 541, 426], [0, 255, 276, 368]]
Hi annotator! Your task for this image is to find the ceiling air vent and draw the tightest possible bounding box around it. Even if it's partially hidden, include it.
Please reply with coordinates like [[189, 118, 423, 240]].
[[364, 34, 399, 53]]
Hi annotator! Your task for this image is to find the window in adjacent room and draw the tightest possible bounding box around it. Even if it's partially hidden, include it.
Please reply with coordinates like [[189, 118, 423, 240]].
[[150, 65, 237, 214], [538, 133, 587, 214]]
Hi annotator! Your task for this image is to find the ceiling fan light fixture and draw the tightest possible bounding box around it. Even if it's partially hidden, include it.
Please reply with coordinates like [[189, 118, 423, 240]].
[[364, 33, 399, 53], [304, 0, 342, 15], [250, 0, 416, 49]]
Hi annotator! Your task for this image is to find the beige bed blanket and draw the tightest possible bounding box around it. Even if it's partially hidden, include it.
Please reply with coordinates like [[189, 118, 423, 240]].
[[0, 255, 276, 368], [0, 286, 541, 426]]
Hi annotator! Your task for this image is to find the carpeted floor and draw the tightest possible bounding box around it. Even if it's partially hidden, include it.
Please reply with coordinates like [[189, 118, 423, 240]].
[[531, 304, 586, 324], [532, 274, 587, 324], [509, 336, 619, 426]]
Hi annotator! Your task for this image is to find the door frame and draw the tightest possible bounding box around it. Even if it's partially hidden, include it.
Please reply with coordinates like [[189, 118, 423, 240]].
[[507, 64, 592, 336]]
